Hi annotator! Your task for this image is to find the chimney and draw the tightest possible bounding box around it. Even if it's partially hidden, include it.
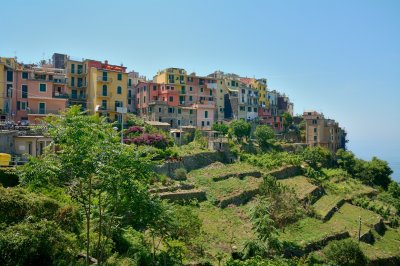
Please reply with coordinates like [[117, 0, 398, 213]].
[[105, 60, 108, 65]]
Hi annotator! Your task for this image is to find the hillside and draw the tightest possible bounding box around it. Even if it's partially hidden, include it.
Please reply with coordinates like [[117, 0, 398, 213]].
[[152, 153, 400, 265]]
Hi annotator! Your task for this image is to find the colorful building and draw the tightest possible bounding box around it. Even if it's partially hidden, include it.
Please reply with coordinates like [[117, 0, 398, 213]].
[[303, 111, 346, 153], [14, 64, 68, 124]]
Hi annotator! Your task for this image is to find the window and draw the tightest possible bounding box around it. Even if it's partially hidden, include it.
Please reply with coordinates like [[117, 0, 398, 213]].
[[189, 120, 193, 125], [190, 86, 193, 91], [189, 96, 193, 101], [77, 65, 83, 74], [22, 85, 28, 98], [39, 102, 46, 114], [201, 121, 205, 127], [71, 64, 75, 74], [220, 108, 223, 112], [153, 85, 157, 91], [17, 101, 20, 111], [128, 79, 132, 86], [128, 99, 131, 105], [205, 111, 208, 118], [314, 136, 317, 141], [114, 101, 123, 111], [248, 107, 251, 112], [117, 86, 122, 94], [210, 90, 213, 96], [128, 90, 131, 97], [158, 107, 162, 112], [39, 84, 46, 92], [143, 96, 146, 103], [168, 107, 174, 113], [207, 121, 210, 126], [143, 86, 146, 91], [200, 87, 204, 93], [178, 109, 181, 114], [102, 72, 108, 81], [21, 102, 27, 110], [240, 106, 245, 111], [71, 77, 75, 86], [117, 73, 122, 81], [169, 96, 173, 102], [314, 128, 317, 133], [102, 85, 108, 96], [177, 120, 181, 126], [254, 108, 257, 112], [166, 86, 170, 90], [189, 110, 193, 114], [22, 72, 28, 79], [171, 86, 174, 90], [102, 100, 107, 110]]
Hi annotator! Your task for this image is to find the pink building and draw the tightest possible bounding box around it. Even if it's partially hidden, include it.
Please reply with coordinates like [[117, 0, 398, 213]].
[[193, 103, 215, 130], [258, 107, 284, 132], [13, 64, 67, 124]]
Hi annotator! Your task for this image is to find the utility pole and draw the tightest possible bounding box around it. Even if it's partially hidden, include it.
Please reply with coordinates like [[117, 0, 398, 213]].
[[358, 216, 362, 242]]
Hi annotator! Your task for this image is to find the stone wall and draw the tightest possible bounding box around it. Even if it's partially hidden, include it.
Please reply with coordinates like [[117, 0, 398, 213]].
[[158, 190, 206, 202], [155, 151, 226, 178], [218, 188, 259, 208], [212, 170, 262, 182], [267, 165, 302, 180]]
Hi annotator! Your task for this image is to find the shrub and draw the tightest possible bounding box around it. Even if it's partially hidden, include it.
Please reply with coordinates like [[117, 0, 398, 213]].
[[0, 168, 19, 187], [174, 168, 187, 180], [323, 239, 367, 266], [254, 125, 275, 148], [0, 220, 78, 266]]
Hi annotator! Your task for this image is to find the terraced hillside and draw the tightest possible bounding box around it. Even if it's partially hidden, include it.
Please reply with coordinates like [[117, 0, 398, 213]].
[[151, 161, 400, 264]]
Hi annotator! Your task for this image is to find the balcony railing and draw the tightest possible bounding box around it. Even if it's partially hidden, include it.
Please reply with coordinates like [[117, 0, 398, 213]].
[[69, 94, 87, 100], [53, 92, 69, 98], [69, 68, 87, 75], [53, 78, 67, 84], [97, 76, 113, 82], [27, 109, 63, 115]]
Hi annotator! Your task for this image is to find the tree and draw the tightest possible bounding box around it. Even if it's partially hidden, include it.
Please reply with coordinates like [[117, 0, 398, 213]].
[[323, 239, 367, 266], [231, 120, 251, 142], [336, 149, 356, 175], [360, 157, 393, 189], [19, 106, 155, 265], [254, 125, 275, 149], [282, 112, 293, 131], [212, 123, 229, 135], [302, 147, 332, 169]]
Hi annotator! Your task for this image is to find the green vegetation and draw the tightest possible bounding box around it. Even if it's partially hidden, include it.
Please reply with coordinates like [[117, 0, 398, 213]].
[[1, 109, 399, 265], [323, 239, 368, 266]]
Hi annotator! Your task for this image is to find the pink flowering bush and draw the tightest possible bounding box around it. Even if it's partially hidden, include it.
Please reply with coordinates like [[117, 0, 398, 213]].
[[131, 133, 170, 149]]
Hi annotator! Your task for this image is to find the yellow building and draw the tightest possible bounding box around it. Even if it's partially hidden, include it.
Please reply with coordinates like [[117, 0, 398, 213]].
[[0, 57, 16, 121], [251, 78, 268, 107], [64, 59, 128, 122]]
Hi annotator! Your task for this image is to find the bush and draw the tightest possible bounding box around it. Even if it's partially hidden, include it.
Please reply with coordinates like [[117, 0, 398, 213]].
[[323, 239, 367, 266], [174, 168, 187, 180], [230, 119, 251, 142], [254, 125, 275, 148], [0, 220, 78, 266]]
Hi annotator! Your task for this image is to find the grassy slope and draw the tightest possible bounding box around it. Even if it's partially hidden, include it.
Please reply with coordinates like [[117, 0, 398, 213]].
[[313, 194, 343, 219], [278, 176, 318, 200], [184, 163, 399, 261], [360, 228, 400, 260]]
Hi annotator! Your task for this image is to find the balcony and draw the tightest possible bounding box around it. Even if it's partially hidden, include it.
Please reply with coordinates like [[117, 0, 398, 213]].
[[53, 78, 67, 84], [27, 109, 63, 115], [53, 92, 69, 98], [69, 94, 87, 101], [69, 68, 87, 75], [97, 76, 113, 83]]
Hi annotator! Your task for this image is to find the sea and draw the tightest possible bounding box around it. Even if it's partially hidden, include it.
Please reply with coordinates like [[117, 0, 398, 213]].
[[390, 161, 400, 183]]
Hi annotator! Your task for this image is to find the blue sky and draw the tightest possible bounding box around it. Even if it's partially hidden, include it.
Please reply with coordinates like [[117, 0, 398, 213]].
[[2, 0, 399, 176]]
